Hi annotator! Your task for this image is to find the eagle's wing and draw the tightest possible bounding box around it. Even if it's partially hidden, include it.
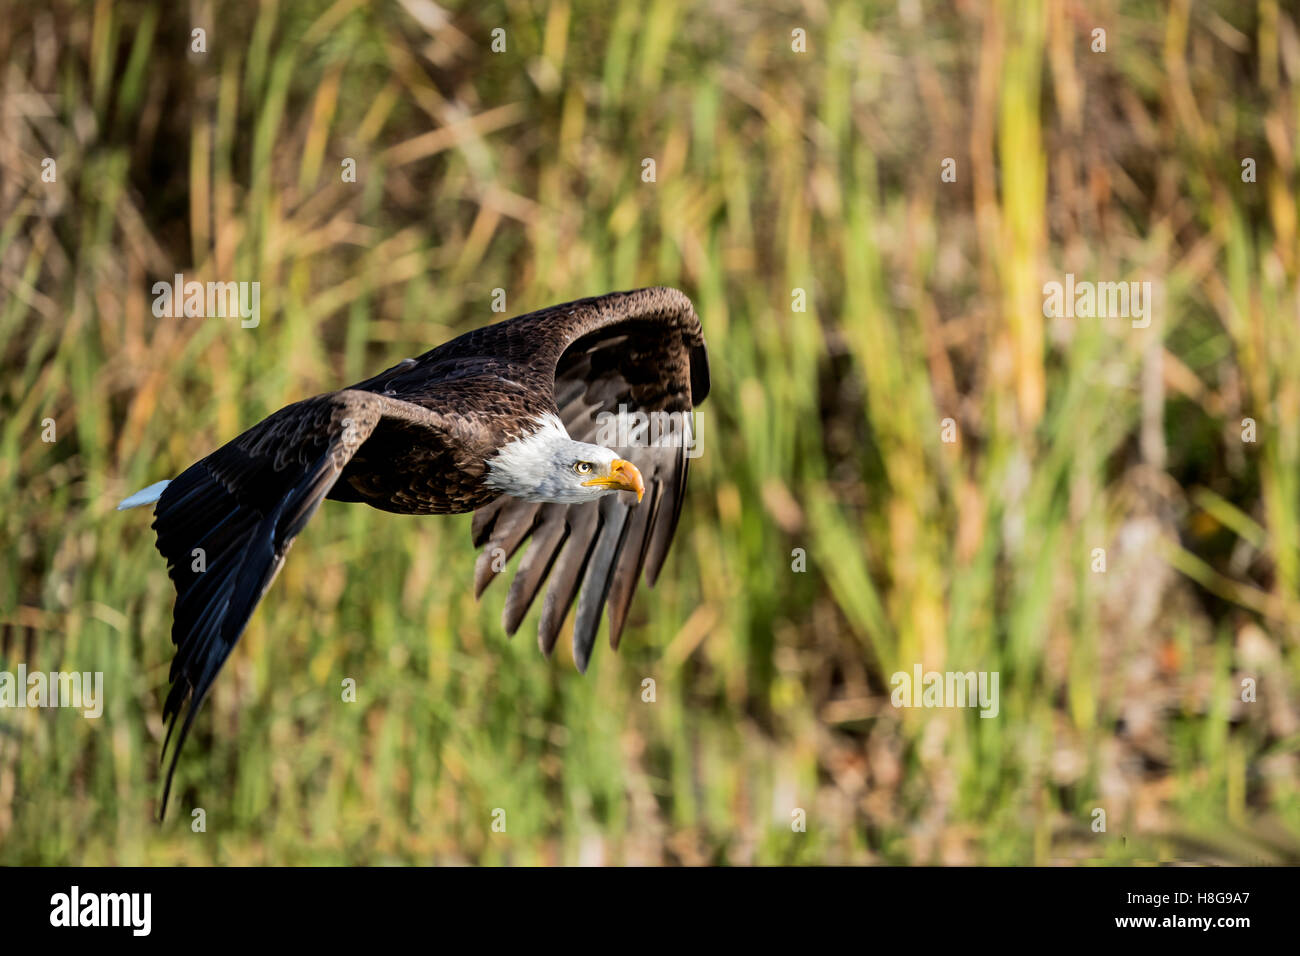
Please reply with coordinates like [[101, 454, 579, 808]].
[[150, 389, 451, 815], [469, 287, 710, 671]]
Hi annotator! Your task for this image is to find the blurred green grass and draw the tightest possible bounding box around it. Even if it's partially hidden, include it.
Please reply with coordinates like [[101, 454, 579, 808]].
[[1, 0, 1299, 864]]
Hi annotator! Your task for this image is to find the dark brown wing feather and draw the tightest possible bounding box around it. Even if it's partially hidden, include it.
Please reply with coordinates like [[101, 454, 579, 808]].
[[466, 287, 709, 671], [150, 390, 451, 816]]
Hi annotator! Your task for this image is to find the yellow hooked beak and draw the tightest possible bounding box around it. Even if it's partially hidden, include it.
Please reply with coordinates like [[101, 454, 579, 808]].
[[582, 458, 645, 502]]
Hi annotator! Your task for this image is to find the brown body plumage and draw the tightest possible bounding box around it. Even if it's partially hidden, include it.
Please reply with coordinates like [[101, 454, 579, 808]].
[[131, 287, 709, 815]]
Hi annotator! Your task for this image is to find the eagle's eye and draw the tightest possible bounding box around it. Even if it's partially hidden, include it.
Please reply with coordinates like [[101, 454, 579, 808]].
[[573, 461, 593, 476]]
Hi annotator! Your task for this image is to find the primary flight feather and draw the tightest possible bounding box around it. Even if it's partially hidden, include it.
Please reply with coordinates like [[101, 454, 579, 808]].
[[119, 287, 710, 815]]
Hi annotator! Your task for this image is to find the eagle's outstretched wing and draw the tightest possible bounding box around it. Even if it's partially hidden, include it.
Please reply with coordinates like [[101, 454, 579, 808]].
[[467, 287, 710, 671], [150, 390, 450, 815]]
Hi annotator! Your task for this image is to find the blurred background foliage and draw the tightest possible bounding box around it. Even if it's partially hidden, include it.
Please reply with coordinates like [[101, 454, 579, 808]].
[[2, 0, 1300, 864]]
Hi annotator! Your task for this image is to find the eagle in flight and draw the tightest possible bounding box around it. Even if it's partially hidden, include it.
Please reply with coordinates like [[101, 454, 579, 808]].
[[118, 287, 710, 815]]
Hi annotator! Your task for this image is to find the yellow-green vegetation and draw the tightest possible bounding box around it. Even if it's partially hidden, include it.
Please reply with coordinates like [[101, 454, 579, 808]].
[[2, 0, 1299, 864]]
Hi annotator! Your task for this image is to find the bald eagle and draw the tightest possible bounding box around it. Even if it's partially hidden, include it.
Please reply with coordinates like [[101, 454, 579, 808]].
[[118, 287, 709, 814]]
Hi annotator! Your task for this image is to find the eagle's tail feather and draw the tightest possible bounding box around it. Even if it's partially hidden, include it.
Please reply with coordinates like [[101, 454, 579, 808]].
[[117, 479, 172, 511]]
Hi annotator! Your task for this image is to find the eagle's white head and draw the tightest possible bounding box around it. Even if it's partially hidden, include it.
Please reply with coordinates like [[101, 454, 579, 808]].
[[484, 415, 645, 504]]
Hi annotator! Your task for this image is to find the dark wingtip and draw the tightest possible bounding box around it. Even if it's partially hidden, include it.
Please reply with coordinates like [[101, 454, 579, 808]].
[[501, 606, 520, 638], [537, 618, 556, 659], [157, 698, 199, 822], [689, 342, 710, 406], [572, 614, 599, 675]]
